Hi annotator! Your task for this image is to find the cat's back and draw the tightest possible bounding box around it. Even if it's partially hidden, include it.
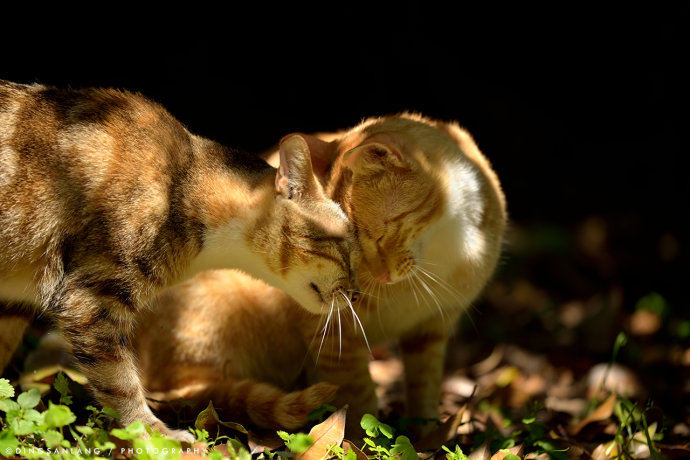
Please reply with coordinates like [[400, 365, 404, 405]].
[[0, 80, 190, 171], [0, 81, 198, 291]]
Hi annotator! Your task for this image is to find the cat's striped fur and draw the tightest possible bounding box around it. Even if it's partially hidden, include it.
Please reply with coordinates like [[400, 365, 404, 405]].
[[0, 80, 359, 442], [136, 113, 506, 440]]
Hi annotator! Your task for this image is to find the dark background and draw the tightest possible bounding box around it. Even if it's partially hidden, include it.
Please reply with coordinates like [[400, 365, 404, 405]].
[[3, 4, 687, 297], [2, 4, 688, 399]]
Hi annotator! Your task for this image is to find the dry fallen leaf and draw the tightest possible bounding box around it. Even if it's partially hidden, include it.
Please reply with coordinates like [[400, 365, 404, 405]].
[[299, 405, 347, 460], [468, 439, 491, 460], [586, 363, 640, 399], [343, 439, 368, 460], [195, 400, 247, 435], [569, 393, 617, 435], [248, 430, 286, 455], [472, 345, 505, 376]]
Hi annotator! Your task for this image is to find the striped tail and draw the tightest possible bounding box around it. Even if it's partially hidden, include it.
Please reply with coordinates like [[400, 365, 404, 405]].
[[147, 378, 338, 431]]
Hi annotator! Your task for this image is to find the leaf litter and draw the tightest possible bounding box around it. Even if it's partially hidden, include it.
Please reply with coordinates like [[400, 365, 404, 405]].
[[2, 218, 689, 459]]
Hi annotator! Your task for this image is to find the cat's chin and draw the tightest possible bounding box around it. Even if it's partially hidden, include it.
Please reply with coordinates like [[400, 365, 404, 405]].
[[295, 292, 352, 316], [288, 282, 358, 316]]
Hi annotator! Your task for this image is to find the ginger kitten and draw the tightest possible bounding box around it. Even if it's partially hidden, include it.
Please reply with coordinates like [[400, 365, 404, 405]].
[[0, 80, 360, 442], [136, 113, 506, 439]]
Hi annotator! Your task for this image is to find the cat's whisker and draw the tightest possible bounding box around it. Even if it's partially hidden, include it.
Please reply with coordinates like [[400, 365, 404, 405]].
[[411, 269, 446, 324], [336, 297, 342, 360], [374, 279, 386, 334], [363, 279, 380, 301], [416, 258, 448, 268], [360, 271, 396, 305], [302, 303, 329, 367], [416, 265, 465, 302], [358, 271, 377, 287], [414, 266, 468, 324], [316, 299, 334, 363], [339, 290, 371, 354], [349, 285, 377, 300], [409, 272, 433, 314], [406, 273, 422, 307]]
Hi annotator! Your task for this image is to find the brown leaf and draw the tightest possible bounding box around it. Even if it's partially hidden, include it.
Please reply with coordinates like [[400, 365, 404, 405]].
[[591, 441, 616, 460], [569, 393, 617, 435], [248, 430, 286, 455], [469, 439, 491, 460], [415, 404, 467, 451], [472, 345, 505, 376], [299, 405, 347, 460], [343, 439, 368, 460], [194, 400, 247, 435]]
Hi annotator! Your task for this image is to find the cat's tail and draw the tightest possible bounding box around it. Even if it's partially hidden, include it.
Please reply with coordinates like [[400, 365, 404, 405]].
[[148, 379, 338, 431]]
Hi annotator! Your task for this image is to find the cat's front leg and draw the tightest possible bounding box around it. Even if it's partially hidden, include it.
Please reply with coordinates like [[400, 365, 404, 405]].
[[49, 279, 194, 443], [399, 315, 451, 441]]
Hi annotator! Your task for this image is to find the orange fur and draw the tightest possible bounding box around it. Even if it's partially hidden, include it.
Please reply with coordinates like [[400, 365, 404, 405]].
[[137, 113, 506, 438]]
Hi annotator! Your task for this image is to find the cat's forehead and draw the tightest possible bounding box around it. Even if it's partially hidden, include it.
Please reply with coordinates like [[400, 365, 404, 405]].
[[343, 116, 458, 167], [308, 200, 350, 239], [350, 166, 445, 234]]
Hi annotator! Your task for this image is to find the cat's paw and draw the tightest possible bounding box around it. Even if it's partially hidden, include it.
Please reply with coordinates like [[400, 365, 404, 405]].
[[146, 419, 195, 444], [275, 382, 339, 430], [163, 427, 195, 444]]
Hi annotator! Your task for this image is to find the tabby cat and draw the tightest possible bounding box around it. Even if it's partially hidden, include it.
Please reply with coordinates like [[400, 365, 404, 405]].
[[0, 80, 360, 442], [137, 113, 506, 440]]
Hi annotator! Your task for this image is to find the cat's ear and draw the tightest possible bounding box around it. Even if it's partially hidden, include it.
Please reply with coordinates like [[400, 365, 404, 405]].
[[342, 141, 407, 174], [275, 134, 319, 199], [298, 133, 337, 183]]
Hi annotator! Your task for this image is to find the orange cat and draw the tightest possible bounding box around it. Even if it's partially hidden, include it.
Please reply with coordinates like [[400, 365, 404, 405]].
[[137, 113, 506, 439], [0, 80, 360, 442]]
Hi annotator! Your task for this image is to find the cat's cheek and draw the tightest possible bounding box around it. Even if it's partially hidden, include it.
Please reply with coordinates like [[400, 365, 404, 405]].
[[273, 270, 327, 315], [359, 248, 390, 282]]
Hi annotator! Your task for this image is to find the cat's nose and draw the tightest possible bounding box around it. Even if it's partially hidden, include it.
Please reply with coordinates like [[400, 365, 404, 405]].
[[377, 270, 392, 284], [331, 279, 348, 295], [330, 279, 360, 304]]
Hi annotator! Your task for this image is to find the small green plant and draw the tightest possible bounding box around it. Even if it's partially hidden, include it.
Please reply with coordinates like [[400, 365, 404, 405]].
[[219, 438, 252, 460], [0, 378, 104, 459], [360, 413, 394, 449], [0, 373, 229, 459], [277, 430, 314, 454], [604, 397, 662, 459], [325, 443, 357, 460], [441, 444, 469, 460], [359, 414, 417, 460], [470, 399, 568, 459]]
